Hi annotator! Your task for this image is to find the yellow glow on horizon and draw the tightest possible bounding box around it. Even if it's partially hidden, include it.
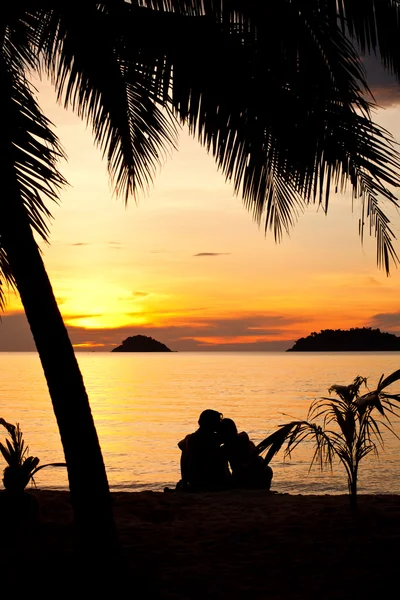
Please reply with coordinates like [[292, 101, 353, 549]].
[[72, 342, 107, 349], [64, 315, 148, 329]]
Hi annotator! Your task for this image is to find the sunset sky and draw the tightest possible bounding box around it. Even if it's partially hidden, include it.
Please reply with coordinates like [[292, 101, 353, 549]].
[[2, 62, 400, 352]]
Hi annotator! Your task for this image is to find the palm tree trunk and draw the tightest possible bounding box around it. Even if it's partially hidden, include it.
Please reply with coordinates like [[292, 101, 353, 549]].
[[349, 470, 358, 511], [1, 189, 118, 552]]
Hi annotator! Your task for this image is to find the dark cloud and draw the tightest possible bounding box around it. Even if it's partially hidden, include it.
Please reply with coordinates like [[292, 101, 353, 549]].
[[370, 84, 400, 107], [67, 313, 305, 352], [132, 291, 149, 298], [0, 313, 36, 351], [194, 252, 230, 257], [165, 338, 292, 352], [367, 312, 400, 332], [362, 53, 400, 107], [0, 311, 308, 352], [8, 309, 400, 354], [70, 242, 89, 246]]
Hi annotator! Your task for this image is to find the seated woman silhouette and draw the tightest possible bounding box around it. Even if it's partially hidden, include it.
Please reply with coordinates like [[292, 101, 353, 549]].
[[219, 418, 273, 490], [177, 409, 231, 492]]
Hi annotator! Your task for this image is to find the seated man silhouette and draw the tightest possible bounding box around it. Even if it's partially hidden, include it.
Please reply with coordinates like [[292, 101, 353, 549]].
[[177, 409, 230, 492]]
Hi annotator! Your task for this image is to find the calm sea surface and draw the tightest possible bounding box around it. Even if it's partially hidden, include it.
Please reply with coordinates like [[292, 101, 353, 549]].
[[1, 352, 400, 495]]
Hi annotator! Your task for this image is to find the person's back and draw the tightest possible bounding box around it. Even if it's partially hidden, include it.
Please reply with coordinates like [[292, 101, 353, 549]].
[[220, 418, 273, 490], [178, 409, 230, 491]]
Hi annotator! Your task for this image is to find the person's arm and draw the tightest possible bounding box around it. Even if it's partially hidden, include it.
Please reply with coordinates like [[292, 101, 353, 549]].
[[178, 435, 191, 485]]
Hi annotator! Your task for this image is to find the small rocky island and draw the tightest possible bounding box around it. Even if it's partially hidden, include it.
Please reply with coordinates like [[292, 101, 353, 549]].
[[287, 327, 400, 352], [112, 335, 173, 352]]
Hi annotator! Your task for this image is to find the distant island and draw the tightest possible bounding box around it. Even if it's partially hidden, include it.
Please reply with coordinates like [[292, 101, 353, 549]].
[[287, 328, 400, 352], [111, 335, 173, 352]]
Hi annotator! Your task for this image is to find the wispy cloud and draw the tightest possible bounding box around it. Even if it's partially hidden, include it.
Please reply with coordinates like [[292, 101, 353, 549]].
[[68, 241, 122, 248], [365, 277, 383, 287], [63, 313, 103, 321], [132, 291, 149, 298], [363, 53, 400, 107], [194, 252, 231, 257]]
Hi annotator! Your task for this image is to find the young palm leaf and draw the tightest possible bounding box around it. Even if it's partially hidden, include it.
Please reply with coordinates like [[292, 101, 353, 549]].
[[0, 419, 66, 492]]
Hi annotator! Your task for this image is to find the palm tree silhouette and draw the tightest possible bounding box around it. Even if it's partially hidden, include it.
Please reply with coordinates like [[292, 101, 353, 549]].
[[1, 1, 400, 550], [257, 370, 400, 509]]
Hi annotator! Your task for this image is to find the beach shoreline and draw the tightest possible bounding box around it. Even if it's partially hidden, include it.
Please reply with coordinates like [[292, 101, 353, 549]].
[[1, 489, 399, 597]]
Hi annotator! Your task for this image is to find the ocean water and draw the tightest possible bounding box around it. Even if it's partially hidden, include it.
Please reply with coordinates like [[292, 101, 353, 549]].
[[1, 351, 400, 495]]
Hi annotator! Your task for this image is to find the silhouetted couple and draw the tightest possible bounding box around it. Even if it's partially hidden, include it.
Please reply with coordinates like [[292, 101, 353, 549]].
[[176, 409, 273, 492]]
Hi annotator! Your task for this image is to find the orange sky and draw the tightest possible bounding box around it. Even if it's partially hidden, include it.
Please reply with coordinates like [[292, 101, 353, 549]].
[[1, 76, 400, 351]]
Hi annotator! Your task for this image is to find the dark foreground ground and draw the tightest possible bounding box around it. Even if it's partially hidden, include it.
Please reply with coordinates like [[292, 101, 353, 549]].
[[1, 490, 399, 598]]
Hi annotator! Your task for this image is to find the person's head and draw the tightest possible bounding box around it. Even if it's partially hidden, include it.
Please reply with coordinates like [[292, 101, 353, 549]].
[[219, 418, 238, 442], [198, 409, 223, 432]]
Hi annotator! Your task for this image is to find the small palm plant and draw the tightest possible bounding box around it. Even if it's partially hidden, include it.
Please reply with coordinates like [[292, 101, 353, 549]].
[[0, 418, 65, 494], [257, 369, 400, 508]]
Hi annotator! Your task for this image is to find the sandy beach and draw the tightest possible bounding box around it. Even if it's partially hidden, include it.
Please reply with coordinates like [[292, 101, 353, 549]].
[[1, 489, 399, 597]]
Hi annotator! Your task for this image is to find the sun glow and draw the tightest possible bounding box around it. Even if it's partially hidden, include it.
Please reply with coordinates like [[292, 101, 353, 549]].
[[72, 342, 107, 349]]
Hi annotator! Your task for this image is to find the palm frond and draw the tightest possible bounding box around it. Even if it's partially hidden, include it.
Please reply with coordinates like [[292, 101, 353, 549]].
[[328, 376, 368, 402], [0, 417, 65, 489], [0, 38, 66, 307], [330, 405, 356, 448], [380, 394, 400, 419], [2, 7, 41, 72], [309, 396, 353, 422], [0, 443, 12, 465], [21, 2, 400, 271], [0, 418, 16, 436], [256, 422, 300, 464], [259, 369, 400, 505], [306, 425, 338, 472], [136, 0, 220, 16], [334, 0, 400, 79], [0, 425, 22, 467], [136, 2, 400, 271], [3, 2, 400, 299], [356, 369, 400, 416], [5, 438, 15, 458], [0, 247, 15, 311], [31, 462, 66, 477], [369, 411, 400, 441], [377, 369, 400, 392], [38, 3, 178, 202], [362, 411, 386, 447]]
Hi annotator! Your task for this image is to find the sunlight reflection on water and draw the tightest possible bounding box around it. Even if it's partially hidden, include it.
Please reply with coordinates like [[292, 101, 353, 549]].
[[1, 351, 400, 495]]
